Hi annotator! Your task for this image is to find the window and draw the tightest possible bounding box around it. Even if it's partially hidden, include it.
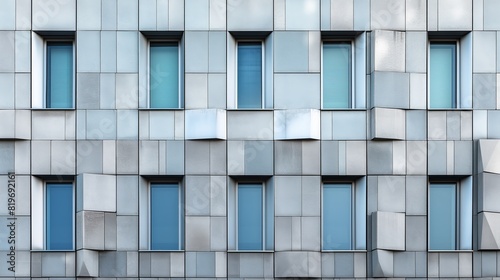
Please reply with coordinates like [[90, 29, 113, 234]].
[[150, 183, 183, 250], [428, 178, 472, 251], [45, 183, 73, 250], [322, 179, 366, 251], [45, 41, 74, 108], [149, 42, 180, 108], [322, 42, 352, 109], [237, 42, 263, 109], [237, 183, 264, 250], [429, 42, 457, 108]]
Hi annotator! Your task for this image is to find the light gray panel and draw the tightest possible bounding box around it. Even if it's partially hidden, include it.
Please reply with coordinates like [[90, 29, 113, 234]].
[[117, 0, 138, 30], [0, 74, 14, 109], [185, 141, 210, 175], [406, 215, 426, 251], [321, 141, 339, 175], [77, 0, 101, 30], [244, 141, 274, 175], [166, 140, 185, 174], [377, 176, 405, 212], [117, 110, 138, 139], [102, 0, 117, 30], [41, 252, 67, 276], [77, 73, 100, 109], [372, 30, 405, 72], [15, 0, 31, 30], [104, 212, 117, 250], [322, 253, 334, 276], [334, 253, 354, 277], [139, 252, 152, 277], [227, 111, 273, 140], [209, 141, 226, 174], [185, 0, 209, 30], [454, 141, 472, 174], [239, 253, 266, 277], [101, 31, 117, 73], [446, 111, 461, 140], [275, 74, 320, 109], [51, 140, 76, 174], [346, 141, 367, 175], [116, 32, 139, 72], [116, 141, 139, 174], [274, 32, 309, 72], [285, 0, 320, 30], [275, 251, 320, 277], [409, 73, 426, 109], [406, 0, 426, 30], [31, 141, 50, 174], [320, 0, 331, 30], [275, 176, 302, 216], [393, 252, 416, 277], [406, 110, 426, 140], [438, 0, 472, 30], [115, 73, 139, 109], [331, 0, 354, 29], [353, 0, 370, 30], [208, 73, 227, 108], [473, 32, 497, 73], [488, 111, 500, 138], [227, 0, 273, 30], [150, 253, 170, 276], [138, 0, 156, 30], [428, 111, 446, 140], [0, 0, 15, 29], [117, 176, 138, 215], [100, 73, 116, 109], [77, 31, 101, 72], [15, 31, 31, 73], [77, 141, 103, 173], [116, 216, 138, 250], [459, 252, 473, 277], [275, 217, 292, 250], [371, 71, 409, 109], [208, 31, 226, 72], [428, 141, 446, 174], [275, 141, 302, 174], [185, 73, 208, 109], [32, 0, 76, 30], [0, 32, 15, 72], [15, 74, 31, 109], [439, 253, 459, 277], [185, 176, 211, 215], [86, 110, 116, 139], [484, 0, 500, 30], [405, 32, 427, 73], [479, 173, 500, 213], [210, 216, 226, 250], [185, 216, 210, 250], [406, 175, 426, 215], [99, 251, 127, 277], [481, 251, 497, 276], [301, 217, 320, 250], [370, 0, 405, 30], [185, 31, 209, 72], [78, 211, 105, 250], [301, 141, 320, 175], [367, 141, 393, 175], [331, 111, 366, 140], [473, 74, 497, 109]]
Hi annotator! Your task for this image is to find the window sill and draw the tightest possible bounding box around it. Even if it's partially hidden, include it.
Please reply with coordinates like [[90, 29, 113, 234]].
[[138, 249, 185, 252], [321, 108, 367, 111], [321, 250, 367, 253], [427, 108, 473, 111], [227, 250, 275, 253], [31, 250, 75, 252], [31, 108, 75, 111], [428, 249, 473, 253], [138, 108, 184, 111], [226, 108, 274, 111]]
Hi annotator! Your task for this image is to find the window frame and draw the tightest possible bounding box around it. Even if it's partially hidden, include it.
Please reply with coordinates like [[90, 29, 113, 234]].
[[147, 40, 182, 109], [235, 40, 265, 109], [428, 40, 460, 109], [43, 39, 75, 109], [428, 182, 459, 250], [236, 182, 266, 251], [44, 182, 75, 251], [148, 182, 184, 251], [321, 40, 355, 109]]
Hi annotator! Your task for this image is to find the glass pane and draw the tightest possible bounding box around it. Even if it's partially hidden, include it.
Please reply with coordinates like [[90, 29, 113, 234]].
[[46, 42, 73, 108], [430, 183, 456, 250], [150, 43, 179, 108], [323, 43, 352, 109], [237, 42, 262, 109], [323, 183, 352, 250], [238, 184, 263, 250], [430, 43, 456, 108], [46, 183, 73, 250], [151, 183, 179, 250]]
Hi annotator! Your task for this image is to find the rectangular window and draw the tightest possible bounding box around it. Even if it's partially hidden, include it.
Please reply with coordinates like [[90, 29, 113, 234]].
[[430, 42, 457, 109], [237, 42, 263, 109], [46, 183, 73, 250], [237, 183, 264, 250], [323, 183, 352, 250], [323, 42, 352, 109], [429, 183, 456, 250], [150, 183, 182, 250], [149, 42, 180, 108], [46, 42, 74, 108]]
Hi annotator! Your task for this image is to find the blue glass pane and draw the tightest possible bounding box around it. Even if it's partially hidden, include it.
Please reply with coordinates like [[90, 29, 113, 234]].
[[46, 183, 73, 250], [238, 42, 262, 109], [430, 184, 456, 250], [46, 42, 73, 108], [238, 184, 263, 250], [430, 43, 456, 108], [150, 43, 179, 108], [323, 184, 352, 250], [151, 183, 179, 250], [323, 43, 352, 108]]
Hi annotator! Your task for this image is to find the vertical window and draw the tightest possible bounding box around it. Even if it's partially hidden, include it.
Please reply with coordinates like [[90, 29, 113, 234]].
[[150, 183, 182, 250], [323, 183, 352, 250], [149, 42, 180, 108], [237, 183, 264, 250], [46, 183, 73, 250], [46, 42, 74, 108], [323, 42, 352, 109], [430, 42, 457, 109], [429, 183, 457, 250], [237, 42, 263, 109]]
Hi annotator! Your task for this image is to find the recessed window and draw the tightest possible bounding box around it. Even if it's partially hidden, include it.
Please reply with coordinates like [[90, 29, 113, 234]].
[[429, 42, 457, 109], [45, 183, 73, 250], [237, 183, 265, 250], [322, 42, 352, 109], [150, 183, 183, 250], [149, 42, 180, 108], [237, 42, 263, 109], [45, 42, 74, 108]]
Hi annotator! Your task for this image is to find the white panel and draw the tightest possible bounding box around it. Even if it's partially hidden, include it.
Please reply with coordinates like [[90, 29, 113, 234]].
[[31, 176, 44, 250], [138, 33, 148, 108], [139, 177, 148, 250], [227, 34, 236, 109], [355, 32, 366, 108], [32, 33, 44, 109], [274, 109, 320, 140], [185, 109, 226, 139], [265, 34, 274, 108], [355, 176, 366, 250], [210, 0, 226, 30], [460, 176, 472, 250], [460, 33, 472, 109]]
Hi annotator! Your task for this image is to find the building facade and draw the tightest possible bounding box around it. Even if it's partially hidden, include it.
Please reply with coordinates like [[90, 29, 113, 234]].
[[1, 0, 500, 278]]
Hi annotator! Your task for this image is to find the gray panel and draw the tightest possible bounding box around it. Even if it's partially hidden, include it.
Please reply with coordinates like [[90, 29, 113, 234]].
[[239, 253, 265, 277], [208, 32, 226, 72], [377, 176, 405, 212], [185, 176, 211, 215], [150, 252, 170, 276], [185, 31, 209, 72], [332, 111, 367, 140], [406, 215, 427, 251], [488, 111, 500, 139], [185, 0, 209, 30], [438, 0, 472, 30], [274, 74, 320, 109], [406, 110, 426, 140], [0, 32, 14, 72], [367, 141, 393, 175], [116, 32, 138, 72], [117, 175, 138, 215], [116, 215, 138, 250], [77, 73, 100, 109], [406, 0, 426, 30], [244, 141, 274, 175], [372, 30, 406, 72], [208, 73, 227, 108], [286, 0, 320, 30], [274, 32, 309, 72], [102, 0, 117, 30], [473, 74, 497, 109], [185, 216, 210, 250], [196, 252, 216, 277], [227, 111, 274, 140], [275, 141, 302, 174], [116, 141, 138, 173], [115, 73, 139, 108], [428, 141, 446, 174], [371, 0, 405, 30], [393, 252, 416, 277], [321, 141, 339, 175], [473, 32, 497, 73], [117, 0, 138, 30], [439, 252, 459, 277], [334, 253, 354, 277], [0, 74, 14, 110], [484, 0, 500, 30], [99, 251, 127, 277], [407, 141, 427, 175], [454, 141, 472, 174], [406, 176, 427, 215], [77, 0, 101, 30], [117, 110, 138, 139], [0, 142, 14, 174], [405, 31, 427, 73], [331, 0, 354, 29], [77, 31, 101, 72], [185, 141, 210, 175], [40, 252, 67, 276], [275, 176, 302, 216], [227, 0, 273, 30], [371, 71, 410, 109], [32, 0, 76, 30], [101, 32, 117, 73]]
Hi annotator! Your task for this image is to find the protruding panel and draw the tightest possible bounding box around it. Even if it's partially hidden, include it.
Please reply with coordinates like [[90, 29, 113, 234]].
[[227, 0, 273, 31], [185, 109, 226, 140], [77, 173, 116, 212], [372, 211, 405, 251], [274, 109, 320, 140], [478, 139, 500, 174], [372, 249, 393, 277], [370, 108, 405, 140], [76, 249, 98, 277], [274, 251, 321, 278], [479, 212, 500, 250]]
